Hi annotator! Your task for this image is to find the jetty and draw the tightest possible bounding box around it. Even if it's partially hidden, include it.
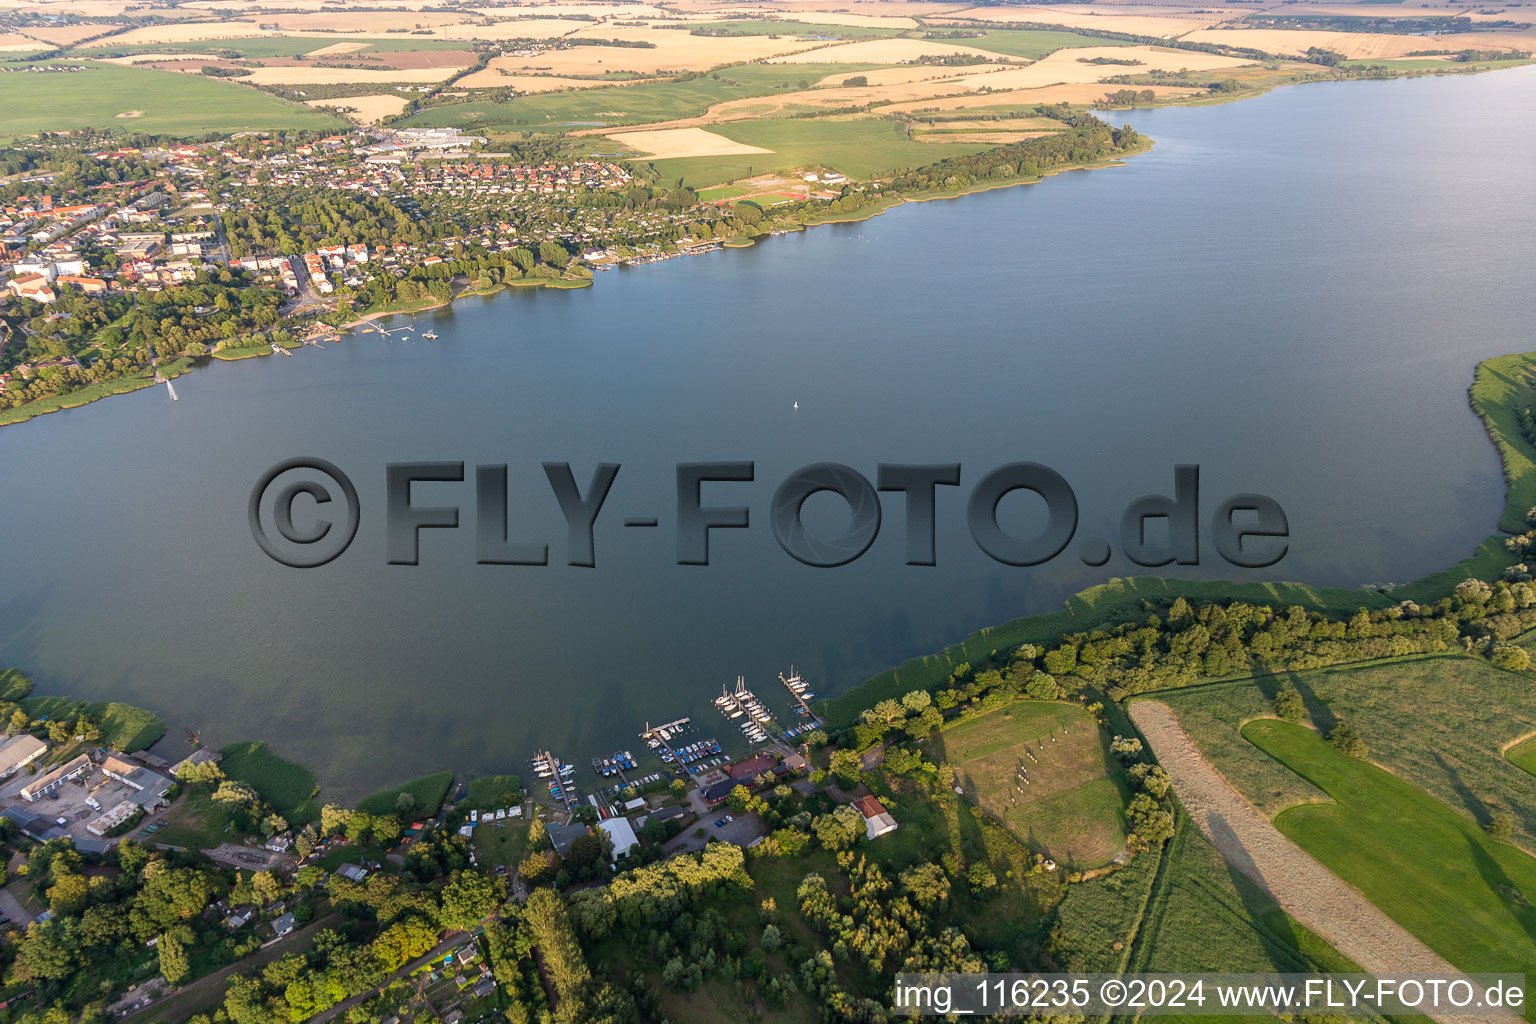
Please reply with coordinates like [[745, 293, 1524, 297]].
[[779, 668, 822, 742], [528, 750, 576, 811]]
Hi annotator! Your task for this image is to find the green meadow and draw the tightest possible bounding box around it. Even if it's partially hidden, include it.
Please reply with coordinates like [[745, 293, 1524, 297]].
[[648, 117, 993, 187], [1156, 654, 1536, 843], [0, 60, 343, 136], [1248, 720, 1536, 987], [406, 62, 881, 131]]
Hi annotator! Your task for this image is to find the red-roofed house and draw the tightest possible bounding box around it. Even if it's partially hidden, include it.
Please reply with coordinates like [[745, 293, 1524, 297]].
[[8, 273, 55, 304], [852, 795, 898, 840]]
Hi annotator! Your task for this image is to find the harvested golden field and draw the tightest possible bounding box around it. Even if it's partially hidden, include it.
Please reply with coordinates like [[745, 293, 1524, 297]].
[[444, 18, 598, 40], [236, 65, 461, 85], [306, 93, 412, 122], [606, 125, 774, 158], [458, 68, 643, 91], [96, 52, 239, 65], [15, 24, 103, 45], [0, 32, 41, 50], [811, 63, 1013, 88], [767, 37, 1013, 64], [256, 11, 472, 32], [934, 4, 1239, 35], [487, 25, 829, 75], [304, 41, 371, 57], [81, 22, 272, 46], [1183, 26, 1536, 56]]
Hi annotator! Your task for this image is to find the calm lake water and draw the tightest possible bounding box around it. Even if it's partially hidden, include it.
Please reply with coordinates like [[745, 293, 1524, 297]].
[[3, 69, 1534, 798]]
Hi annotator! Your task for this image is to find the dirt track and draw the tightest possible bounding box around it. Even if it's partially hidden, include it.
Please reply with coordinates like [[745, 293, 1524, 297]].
[[1129, 701, 1522, 1024]]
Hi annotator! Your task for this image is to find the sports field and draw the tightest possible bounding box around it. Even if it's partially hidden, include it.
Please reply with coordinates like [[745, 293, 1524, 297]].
[[933, 700, 1131, 868], [1248, 719, 1536, 986], [0, 60, 344, 136]]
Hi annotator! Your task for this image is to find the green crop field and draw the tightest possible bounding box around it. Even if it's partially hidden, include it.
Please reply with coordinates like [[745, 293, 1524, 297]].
[[219, 741, 321, 823], [956, 29, 1132, 59], [0, 60, 344, 137], [648, 117, 993, 187], [1509, 735, 1536, 776], [356, 770, 454, 818], [407, 62, 880, 130], [1155, 653, 1536, 844], [930, 701, 1130, 868], [1248, 720, 1536, 987]]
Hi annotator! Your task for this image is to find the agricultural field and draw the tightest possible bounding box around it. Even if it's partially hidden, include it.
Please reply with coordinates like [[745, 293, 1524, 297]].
[[404, 61, 878, 130], [1246, 720, 1536, 983], [218, 740, 321, 824], [0, 60, 344, 136], [930, 700, 1131, 869], [1125, 819, 1368, 980], [1154, 653, 1536, 844], [643, 117, 992, 186]]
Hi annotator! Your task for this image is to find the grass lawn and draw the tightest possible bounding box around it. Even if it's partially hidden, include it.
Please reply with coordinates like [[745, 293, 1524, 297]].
[[960, 29, 1133, 59], [407, 62, 881, 131], [1155, 653, 1536, 844], [356, 770, 454, 818], [1246, 719, 1536, 982], [219, 741, 320, 824], [1508, 735, 1536, 777], [930, 700, 1130, 869], [650, 117, 993, 187], [0, 60, 344, 137], [19, 696, 164, 752], [471, 817, 530, 869], [153, 791, 237, 850]]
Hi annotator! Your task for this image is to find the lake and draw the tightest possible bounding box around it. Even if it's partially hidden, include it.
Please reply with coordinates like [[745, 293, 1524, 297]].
[[2, 68, 1533, 799]]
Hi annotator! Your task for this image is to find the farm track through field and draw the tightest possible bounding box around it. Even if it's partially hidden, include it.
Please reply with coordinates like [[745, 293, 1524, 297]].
[[1129, 701, 1522, 1024]]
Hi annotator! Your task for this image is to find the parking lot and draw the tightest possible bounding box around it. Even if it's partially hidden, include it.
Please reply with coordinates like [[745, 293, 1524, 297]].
[[0, 765, 147, 844]]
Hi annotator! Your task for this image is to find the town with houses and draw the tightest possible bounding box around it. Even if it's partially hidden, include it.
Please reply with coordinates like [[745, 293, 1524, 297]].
[[0, 123, 852, 412]]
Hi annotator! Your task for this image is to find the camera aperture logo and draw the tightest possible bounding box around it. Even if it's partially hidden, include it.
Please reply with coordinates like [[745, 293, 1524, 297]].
[[248, 459, 1289, 570]]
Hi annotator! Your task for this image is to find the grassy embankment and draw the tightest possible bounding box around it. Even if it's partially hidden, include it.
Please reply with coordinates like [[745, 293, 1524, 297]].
[[0, 357, 193, 427], [1246, 720, 1536, 988]]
